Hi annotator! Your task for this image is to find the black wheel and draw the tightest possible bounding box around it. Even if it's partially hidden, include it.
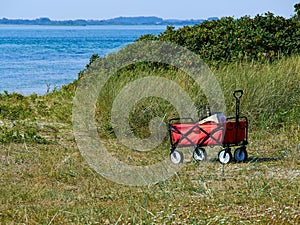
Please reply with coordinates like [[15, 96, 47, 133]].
[[170, 150, 184, 164], [193, 147, 207, 161], [218, 148, 232, 164], [234, 147, 248, 162]]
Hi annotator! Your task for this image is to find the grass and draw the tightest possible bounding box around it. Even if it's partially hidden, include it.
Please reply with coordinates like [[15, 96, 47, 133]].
[[0, 55, 299, 224]]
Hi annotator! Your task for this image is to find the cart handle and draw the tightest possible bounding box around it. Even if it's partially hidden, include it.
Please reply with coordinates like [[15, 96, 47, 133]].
[[233, 90, 243, 100], [233, 90, 243, 133]]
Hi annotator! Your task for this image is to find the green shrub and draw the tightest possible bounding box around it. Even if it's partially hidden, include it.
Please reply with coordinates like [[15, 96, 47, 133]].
[[137, 11, 300, 65]]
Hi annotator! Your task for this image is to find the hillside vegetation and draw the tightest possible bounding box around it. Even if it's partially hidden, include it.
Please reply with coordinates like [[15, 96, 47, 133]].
[[139, 11, 300, 65], [0, 5, 299, 224]]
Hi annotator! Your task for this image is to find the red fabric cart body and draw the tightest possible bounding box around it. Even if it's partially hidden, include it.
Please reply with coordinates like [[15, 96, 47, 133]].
[[170, 120, 247, 148], [223, 120, 247, 145]]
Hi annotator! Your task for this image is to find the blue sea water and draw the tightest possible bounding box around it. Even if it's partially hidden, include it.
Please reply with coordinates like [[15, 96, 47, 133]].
[[0, 25, 166, 95]]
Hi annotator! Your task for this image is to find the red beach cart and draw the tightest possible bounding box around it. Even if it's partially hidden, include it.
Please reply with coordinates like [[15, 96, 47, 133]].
[[168, 90, 248, 164]]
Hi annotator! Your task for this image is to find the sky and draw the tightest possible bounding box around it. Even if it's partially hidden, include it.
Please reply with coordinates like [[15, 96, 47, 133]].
[[1, 0, 298, 20]]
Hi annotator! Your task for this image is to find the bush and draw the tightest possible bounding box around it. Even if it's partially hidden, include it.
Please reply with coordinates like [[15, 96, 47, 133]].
[[137, 11, 300, 65]]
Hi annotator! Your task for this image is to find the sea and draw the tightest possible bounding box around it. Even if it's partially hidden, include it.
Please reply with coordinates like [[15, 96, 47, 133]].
[[0, 25, 167, 95]]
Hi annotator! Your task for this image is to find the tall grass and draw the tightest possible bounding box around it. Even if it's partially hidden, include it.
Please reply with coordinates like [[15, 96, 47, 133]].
[[215, 55, 300, 129], [94, 54, 300, 138]]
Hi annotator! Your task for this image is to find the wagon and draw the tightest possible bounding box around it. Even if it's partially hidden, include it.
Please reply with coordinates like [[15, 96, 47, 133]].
[[168, 90, 248, 164]]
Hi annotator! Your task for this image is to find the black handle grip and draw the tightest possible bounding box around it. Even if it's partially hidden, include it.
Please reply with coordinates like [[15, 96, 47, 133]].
[[233, 90, 243, 100]]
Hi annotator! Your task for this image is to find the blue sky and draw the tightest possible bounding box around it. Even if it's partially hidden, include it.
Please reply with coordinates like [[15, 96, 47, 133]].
[[1, 0, 298, 20]]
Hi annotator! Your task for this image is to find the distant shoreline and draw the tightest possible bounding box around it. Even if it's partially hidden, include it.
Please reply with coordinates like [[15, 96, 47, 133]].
[[0, 16, 218, 26]]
